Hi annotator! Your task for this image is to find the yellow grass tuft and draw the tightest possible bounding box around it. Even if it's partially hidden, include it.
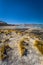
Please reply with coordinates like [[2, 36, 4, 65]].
[[34, 40, 43, 55], [0, 44, 11, 60], [18, 39, 28, 56]]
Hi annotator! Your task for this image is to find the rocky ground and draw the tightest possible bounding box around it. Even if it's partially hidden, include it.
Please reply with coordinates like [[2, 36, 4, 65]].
[[0, 29, 43, 65]]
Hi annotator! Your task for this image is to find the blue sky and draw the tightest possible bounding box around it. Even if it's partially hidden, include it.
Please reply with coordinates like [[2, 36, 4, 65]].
[[0, 0, 43, 24]]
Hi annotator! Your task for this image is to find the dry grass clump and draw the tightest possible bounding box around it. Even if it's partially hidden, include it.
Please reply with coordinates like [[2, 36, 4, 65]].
[[0, 44, 12, 61], [23, 38, 29, 41], [0, 39, 9, 43], [18, 31, 22, 35], [34, 40, 43, 55], [0, 31, 4, 34], [0, 30, 13, 35], [0, 39, 5, 43], [0, 45, 7, 60], [29, 29, 43, 40], [0, 30, 9, 35], [0, 40, 2, 43], [18, 39, 29, 56], [8, 30, 13, 33], [4, 39, 9, 43], [4, 30, 10, 35]]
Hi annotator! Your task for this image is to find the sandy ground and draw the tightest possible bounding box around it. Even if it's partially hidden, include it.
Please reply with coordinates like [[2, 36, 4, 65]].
[[0, 29, 43, 65]]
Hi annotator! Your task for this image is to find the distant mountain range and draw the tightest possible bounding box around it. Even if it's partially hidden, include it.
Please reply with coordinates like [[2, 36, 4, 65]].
[[0, 21, 43, 28], [0, 21, 14, 26]]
